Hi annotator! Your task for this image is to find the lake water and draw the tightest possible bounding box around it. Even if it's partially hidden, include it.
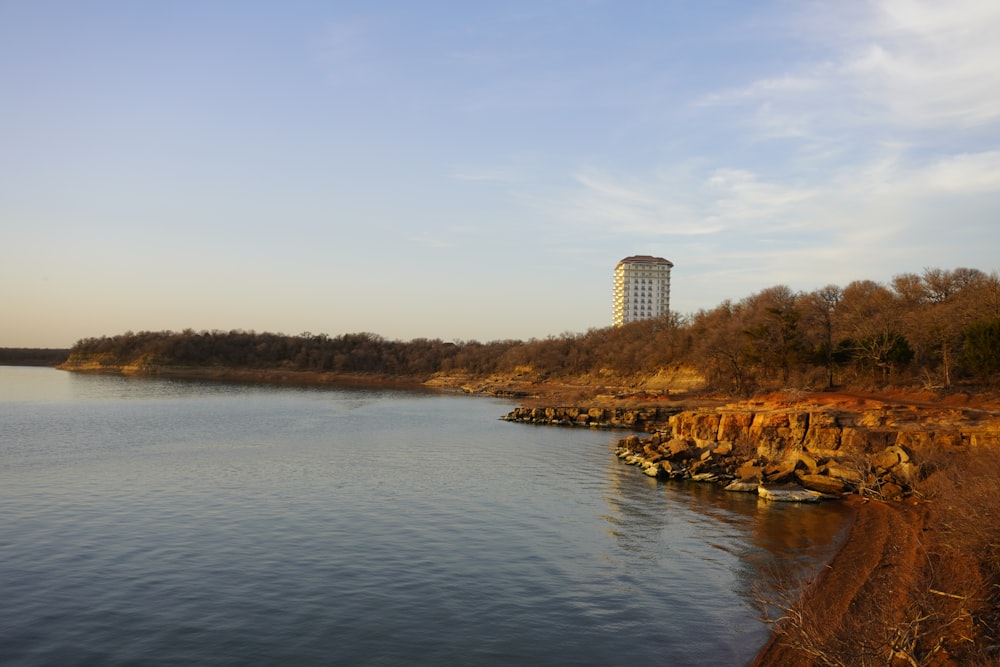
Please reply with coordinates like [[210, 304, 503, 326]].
[[0, 366, 851, 666]]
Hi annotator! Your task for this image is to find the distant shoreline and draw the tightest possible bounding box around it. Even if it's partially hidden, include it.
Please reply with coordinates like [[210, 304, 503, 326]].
[[55, 362, 440, 392], [0, 348, 71, 367]]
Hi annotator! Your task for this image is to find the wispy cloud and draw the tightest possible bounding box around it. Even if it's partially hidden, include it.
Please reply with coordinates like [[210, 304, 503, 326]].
[[556, 0, 1000, 292], [559, 166, 821, 239], [704, 0, 1000, 133], [704, 169, 818, 224], [561, 169, 723, 236]]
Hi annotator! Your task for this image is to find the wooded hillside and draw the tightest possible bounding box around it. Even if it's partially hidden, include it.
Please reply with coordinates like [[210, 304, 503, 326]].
[[64, 267, 1000, 393]]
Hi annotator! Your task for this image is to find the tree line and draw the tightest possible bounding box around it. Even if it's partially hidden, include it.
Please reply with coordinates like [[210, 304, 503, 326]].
[[66, 267, 1000, 393], [0, 348, 71, 366]]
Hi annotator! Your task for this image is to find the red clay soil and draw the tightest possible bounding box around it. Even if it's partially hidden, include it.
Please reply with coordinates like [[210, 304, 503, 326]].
[[752, 497, 929, 666], [750, 388, 1000, 415]]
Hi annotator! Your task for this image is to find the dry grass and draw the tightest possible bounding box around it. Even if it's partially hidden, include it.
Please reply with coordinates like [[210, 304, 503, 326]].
[[754, 445, 1000, 666]]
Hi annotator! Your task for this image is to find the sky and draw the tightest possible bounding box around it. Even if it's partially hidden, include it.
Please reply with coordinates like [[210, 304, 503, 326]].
[[3, 0, 999, 348]]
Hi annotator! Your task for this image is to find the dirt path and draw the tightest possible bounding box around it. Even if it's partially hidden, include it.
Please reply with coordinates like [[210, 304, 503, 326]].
[[752, 497, 927, 665]]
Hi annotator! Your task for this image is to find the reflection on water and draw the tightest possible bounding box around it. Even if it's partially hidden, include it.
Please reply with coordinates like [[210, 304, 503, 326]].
[[0, 367, 852, 666], [600, 444, 854, 637]]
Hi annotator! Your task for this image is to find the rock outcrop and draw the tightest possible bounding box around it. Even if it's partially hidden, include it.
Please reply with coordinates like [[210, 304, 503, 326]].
[[501, 406, 684, 431], [505, 399, 1000, 501]]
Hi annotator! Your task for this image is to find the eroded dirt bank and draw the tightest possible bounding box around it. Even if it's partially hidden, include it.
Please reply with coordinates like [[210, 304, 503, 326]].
[[752, 497, 928, 666]]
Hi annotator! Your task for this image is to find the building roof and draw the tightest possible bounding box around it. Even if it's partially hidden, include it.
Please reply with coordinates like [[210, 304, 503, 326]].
[[617, 255, 673, 267]]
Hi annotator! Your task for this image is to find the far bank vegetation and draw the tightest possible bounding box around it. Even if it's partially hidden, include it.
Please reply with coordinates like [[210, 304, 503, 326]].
[[64, 267, 1000, 393]]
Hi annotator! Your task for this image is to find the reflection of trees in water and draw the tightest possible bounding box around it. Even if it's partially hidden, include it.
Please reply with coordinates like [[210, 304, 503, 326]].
[[600, 462, 677, 562], [601, 457, 854, 605]]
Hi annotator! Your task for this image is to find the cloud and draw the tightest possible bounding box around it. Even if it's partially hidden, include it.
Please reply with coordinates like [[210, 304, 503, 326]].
[[577, 0, 1000, 242], [826, 148, 1000, 200], [558, 166, 821, 239], [703, 0, 1000, 133], [535, 0, 1000, 309], [887, 150, 1000, 195], [562, 169, 723, 236], [704, 169, 818, 223]]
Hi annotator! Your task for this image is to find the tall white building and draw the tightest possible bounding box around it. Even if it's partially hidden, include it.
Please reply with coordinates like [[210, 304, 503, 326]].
[[613, 255, 673, 326]]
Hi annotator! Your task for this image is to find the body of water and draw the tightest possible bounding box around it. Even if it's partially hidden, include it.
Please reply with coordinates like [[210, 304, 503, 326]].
[[0, 366, 851, 665]]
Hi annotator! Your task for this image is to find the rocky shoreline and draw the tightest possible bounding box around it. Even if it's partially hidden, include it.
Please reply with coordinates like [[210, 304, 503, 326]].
[[504, 393, 1000, 663], [503, 398, 1000, 503]]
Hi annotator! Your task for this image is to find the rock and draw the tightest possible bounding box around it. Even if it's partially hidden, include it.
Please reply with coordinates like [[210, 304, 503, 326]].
[[724, 480, 759, 492], [893, 461, 918, 484], [576, 403, 997, 502], [663, 437, 694, 459], [713, 441, 733, 456], [736, 461, 763, 482], [794, 452, 820, 475], [801, 411, 842, 452], [660, 460, 686, 478], [658, 459, 677, 475], [841, 428, 894, 453], [764, 461, 797, 483], [748, 412, 810, 454], [825, 463, 863, 484], [758, 485, 822, 503], [717, 412, 753, 443], [671, 411, 722, 442], [797, 473, 848, 495], [872, 444, 911, 471], [620, 435, 642, 452]]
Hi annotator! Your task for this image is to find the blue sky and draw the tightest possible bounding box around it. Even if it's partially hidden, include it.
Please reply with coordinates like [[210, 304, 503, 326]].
[[3, 0, 999, 347]]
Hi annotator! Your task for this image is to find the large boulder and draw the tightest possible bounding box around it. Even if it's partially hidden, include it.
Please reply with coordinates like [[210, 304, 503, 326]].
[[587, 407, 607, 420], [725, 480, 759, 492], [619, 435, 643, 453], [797, 473, 847, 495], [735, 461, 763, 482], [794, 451, 820, 475], [763, 460, 798, 483], [871, 444, 911, 472], [659, 459, 685, 478], [758, 485, 821, 503], [662, 437, 695, 459], [825, 463, 864, 484]]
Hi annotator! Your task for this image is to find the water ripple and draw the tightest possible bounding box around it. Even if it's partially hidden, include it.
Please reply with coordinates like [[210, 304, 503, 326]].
[[0, 368, 851, 666]]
